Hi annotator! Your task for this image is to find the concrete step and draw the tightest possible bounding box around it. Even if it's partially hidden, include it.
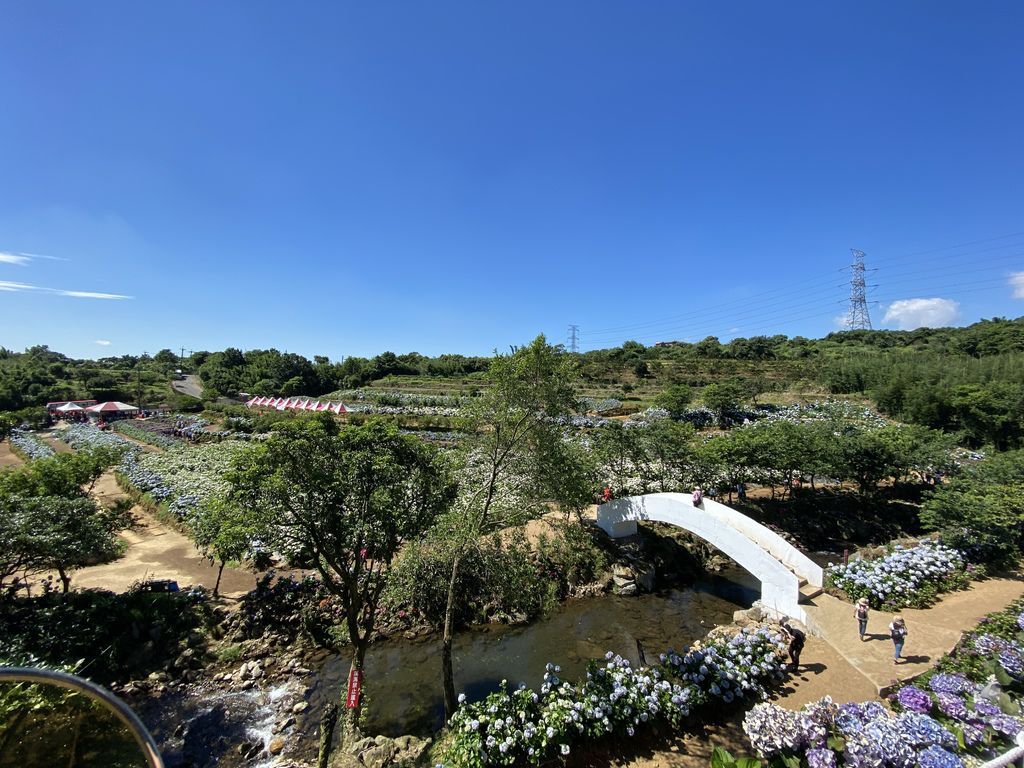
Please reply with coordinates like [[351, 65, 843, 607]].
[[799, 583, 824, 601]]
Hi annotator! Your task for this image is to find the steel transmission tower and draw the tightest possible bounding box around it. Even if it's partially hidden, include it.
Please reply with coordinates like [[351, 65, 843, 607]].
[[846, 249, 873, 330], [568, 325, 580, 353]]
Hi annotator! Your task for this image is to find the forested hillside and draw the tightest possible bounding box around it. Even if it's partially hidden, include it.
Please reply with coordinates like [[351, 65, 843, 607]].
[[3, 316, 1022, 449]]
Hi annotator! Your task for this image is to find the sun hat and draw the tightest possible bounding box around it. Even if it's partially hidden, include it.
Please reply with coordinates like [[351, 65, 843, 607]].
[[858, 597, 869, 605]]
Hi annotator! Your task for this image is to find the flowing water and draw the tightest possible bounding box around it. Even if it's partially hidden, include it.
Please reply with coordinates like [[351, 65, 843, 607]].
[[310, 566, 759, 738], [140, 567, 759, 765]]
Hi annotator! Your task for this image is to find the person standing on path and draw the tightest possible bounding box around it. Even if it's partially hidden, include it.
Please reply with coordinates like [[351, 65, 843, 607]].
[[692, 487, 703, 506], [854, 597, 870, 641], [889, 616, 908, 663], [781, 622, 805, 671]]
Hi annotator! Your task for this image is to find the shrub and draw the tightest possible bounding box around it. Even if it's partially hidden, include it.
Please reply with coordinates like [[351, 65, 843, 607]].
[[826, 541, 970, 610]]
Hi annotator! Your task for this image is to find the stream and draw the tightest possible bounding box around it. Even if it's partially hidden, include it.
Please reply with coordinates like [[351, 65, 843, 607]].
[[310, 566, 759, 738], [138, 567, 759, 766]]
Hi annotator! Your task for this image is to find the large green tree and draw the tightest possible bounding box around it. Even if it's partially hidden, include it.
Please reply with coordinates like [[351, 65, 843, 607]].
[[228, 418, 454, 732], [439, 335, 591, 717]]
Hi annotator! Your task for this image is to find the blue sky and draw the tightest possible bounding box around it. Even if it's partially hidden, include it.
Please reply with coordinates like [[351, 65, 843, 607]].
[[1, 2, 1022, 360]]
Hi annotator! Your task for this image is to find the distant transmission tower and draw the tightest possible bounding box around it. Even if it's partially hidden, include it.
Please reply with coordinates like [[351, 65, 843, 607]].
[[846, 249, 873, 330], [568, 325, 580, 353]]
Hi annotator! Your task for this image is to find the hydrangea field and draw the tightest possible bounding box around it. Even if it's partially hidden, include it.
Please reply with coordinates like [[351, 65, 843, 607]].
[[117, 441, 250, 519], [112, 419, 181, 449], [8, 428, 56, 460], [826, 542, 970, 610], [59, 422, 138, 453], [442, 626, 786, 768], [742, 601, 1024, 768]]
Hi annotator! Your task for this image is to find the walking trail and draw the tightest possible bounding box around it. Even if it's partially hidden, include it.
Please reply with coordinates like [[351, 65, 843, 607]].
[[67, 470, 256, 597], [568, 575, 1024, 768]]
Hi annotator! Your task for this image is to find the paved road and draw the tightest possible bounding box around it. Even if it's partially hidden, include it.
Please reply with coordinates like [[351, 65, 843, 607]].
[[171, 373, 204, 399]]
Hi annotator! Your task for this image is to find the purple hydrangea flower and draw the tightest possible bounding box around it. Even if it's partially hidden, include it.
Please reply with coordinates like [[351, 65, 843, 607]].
[[806, 747, 837, 768], [896, 685, 933, 713], [928, 673, 978, 696], [935, 692, 969, 721], [999, 650, 1024, 678], [988, 715, 1024, 737], [917, 745, 965, 768], [971, 699, 1001, 717], [973, 634, 1014, 655], [1017, 611, 1024, 631], [836, 701, 887, 735]]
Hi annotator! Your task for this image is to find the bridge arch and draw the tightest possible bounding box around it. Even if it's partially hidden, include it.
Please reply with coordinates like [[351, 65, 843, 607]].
[[596, 493, 823, 624]]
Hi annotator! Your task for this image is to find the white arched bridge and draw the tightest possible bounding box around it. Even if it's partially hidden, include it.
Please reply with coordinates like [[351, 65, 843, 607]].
[[597, 493, 823, 624]]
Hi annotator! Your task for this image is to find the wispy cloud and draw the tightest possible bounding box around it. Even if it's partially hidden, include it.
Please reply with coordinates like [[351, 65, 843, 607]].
[[0, 249, 67, 265], [883, 298, 960, 330], [94, 339, 112, 346], [0, 280, 131, 300], [1010, 272, 1024, 299], [60, 290, 131, 300], [0, 252, 31, 266]]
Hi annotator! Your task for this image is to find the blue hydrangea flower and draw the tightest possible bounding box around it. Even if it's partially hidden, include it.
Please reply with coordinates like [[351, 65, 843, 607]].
[[917, 745, 965, 768]]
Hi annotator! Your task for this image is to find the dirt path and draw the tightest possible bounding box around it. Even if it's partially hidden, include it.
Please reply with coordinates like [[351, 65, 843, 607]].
[[67, 470, 256, 597], [0, 439, 25, 467]]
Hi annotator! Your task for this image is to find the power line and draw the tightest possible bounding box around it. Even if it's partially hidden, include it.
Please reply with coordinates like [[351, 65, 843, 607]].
[[584, 232, 1024, 338]]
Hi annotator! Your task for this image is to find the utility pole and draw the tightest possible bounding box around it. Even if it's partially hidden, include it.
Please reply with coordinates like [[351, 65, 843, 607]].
[[846, 249, 874, 330], [568, 324, 580, 353]]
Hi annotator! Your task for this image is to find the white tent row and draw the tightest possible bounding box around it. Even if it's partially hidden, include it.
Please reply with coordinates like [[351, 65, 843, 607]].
[[244, 396, 347, 413]]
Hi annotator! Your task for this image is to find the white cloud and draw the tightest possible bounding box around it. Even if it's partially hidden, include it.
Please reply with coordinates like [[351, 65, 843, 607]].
[[883, 298, 960, 330], [0, 251, 31, 266], [94, 339, 112, 346], [1010, 272, 1024, 299], [59, 290, 131, 300], [0, 280, 131, 299]]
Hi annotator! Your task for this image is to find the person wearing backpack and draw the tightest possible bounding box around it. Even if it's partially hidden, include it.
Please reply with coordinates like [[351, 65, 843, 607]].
[[854, 597, 870, 641], [889, 616, 908, 663], [781, 621, 805, 671]]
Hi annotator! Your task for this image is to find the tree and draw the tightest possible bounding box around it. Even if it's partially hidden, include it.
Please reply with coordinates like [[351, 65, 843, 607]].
[[439, 336, 590, 717], [702, 382, 745, 425], [920, 450, 1024, 565], [189, 500, 256, 596], [0, 494, 125, 594], [228, 418, 454, 732], [655, 383, 694, 419]]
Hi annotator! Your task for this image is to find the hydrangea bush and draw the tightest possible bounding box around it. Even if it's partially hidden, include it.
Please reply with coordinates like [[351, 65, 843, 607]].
[[60, 422, 137, 453], [826, 542, 969, 610], [8, 429, 56, 460], [117, 441, 250, 520], [111, 419, 180, 449], [442, 627, 786, 768], [741, 603, 1024, 768]]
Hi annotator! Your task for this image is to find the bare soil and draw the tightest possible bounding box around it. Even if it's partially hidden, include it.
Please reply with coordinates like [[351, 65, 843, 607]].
[[60, 470, 256, 597], [0, 438, 24, 467]]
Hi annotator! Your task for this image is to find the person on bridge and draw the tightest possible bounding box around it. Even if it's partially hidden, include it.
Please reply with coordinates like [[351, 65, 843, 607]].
[[889, 616, 908, 663], [780, 622, 805, 671], [854, 597, 870, 641], [692, 487, 703, 506]]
